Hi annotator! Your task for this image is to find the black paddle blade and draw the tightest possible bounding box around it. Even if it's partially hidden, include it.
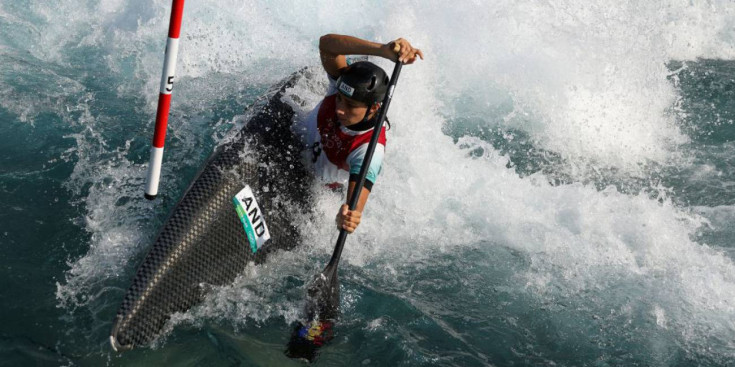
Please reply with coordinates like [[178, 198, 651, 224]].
[[306, 268, 340, 320], [285, 319, 334, 362], [285, 267, 339, 361]]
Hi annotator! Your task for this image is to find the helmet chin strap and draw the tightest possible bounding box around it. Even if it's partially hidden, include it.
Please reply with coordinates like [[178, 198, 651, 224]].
[[360, 106, 372, 124], [345, 102, 379, 132], [364, 101, 382, 122]]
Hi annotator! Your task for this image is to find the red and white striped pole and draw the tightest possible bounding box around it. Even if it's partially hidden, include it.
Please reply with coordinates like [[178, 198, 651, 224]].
[[145, 0, 185, 200]]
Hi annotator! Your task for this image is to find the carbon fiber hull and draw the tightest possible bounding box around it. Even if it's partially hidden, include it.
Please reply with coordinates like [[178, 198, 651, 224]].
[[110, 70, 312, 351]]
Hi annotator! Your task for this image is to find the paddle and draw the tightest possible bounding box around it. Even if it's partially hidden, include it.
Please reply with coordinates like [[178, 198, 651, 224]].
[[286, 59, 403, 361]]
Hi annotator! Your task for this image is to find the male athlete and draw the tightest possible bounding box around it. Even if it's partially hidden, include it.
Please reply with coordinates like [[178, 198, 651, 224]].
[[294, 34, 423, 233]]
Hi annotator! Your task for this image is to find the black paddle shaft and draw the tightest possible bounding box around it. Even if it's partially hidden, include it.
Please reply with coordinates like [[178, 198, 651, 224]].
[[325, 61, 403, 270]]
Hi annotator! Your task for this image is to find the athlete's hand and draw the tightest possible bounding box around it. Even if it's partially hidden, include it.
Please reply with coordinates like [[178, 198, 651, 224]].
[[336, 204, 362, 233], [386, 38, 424, 64]]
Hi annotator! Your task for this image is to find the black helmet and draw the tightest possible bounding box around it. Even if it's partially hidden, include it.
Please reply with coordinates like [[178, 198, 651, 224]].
[[336, 61, 389, 105]]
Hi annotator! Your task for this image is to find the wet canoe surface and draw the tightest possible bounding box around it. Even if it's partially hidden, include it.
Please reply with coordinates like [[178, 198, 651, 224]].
[[111, 69, 314, 351]]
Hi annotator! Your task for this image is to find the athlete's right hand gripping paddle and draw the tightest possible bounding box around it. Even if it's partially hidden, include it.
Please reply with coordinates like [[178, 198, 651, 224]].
[[286, 46, 404, 362]]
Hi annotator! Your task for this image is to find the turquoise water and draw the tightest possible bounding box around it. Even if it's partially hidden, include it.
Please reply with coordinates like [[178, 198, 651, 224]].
[[3, 1, 735, 365]]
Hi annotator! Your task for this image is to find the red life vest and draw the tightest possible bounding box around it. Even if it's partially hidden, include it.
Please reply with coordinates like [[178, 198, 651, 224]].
[[316, 94, 387, 171]]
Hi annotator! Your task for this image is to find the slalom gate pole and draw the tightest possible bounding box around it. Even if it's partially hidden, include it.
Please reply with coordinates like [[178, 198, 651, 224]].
[[144, 0, 185, 200]]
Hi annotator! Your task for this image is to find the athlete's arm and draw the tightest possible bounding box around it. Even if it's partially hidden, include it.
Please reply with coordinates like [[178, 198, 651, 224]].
[[336, 181, 370, 233], [319, 34, 424, 78]]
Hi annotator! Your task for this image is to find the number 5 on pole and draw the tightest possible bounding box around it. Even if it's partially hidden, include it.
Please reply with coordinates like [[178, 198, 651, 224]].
[[145, 0, 185, 200]]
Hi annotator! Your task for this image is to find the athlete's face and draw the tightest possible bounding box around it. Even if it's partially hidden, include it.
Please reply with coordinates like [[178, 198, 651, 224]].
[[335, 93, 379, 126]]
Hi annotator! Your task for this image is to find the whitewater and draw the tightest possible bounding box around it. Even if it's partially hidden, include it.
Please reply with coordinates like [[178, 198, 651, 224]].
[[2, 0, 735, 365]]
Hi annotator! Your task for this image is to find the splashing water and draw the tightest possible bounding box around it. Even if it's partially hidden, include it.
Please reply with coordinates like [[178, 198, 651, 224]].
[[1, 0, 735, 365]]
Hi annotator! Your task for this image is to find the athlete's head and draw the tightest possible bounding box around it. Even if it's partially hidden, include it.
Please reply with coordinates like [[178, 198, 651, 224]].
[[336, 61, 389, 105], [335, 61, 389, 126]]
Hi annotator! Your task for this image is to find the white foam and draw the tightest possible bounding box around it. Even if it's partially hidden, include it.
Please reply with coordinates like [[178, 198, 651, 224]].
[[56, 123, 155, 310], [27, 0, 735, 358], [409, 1, 727, 174]]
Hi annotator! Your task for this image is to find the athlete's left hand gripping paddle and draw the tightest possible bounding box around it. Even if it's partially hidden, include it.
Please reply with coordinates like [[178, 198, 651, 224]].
[[286, 46, 404, 362]]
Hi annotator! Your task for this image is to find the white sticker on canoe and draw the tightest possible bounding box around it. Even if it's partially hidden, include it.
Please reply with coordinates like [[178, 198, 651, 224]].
[[232, 185, 271, 253]]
